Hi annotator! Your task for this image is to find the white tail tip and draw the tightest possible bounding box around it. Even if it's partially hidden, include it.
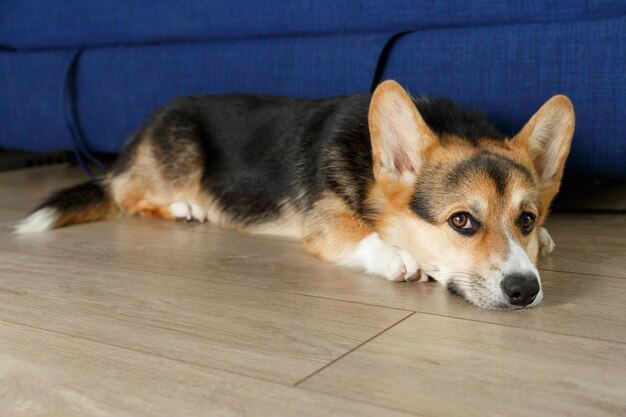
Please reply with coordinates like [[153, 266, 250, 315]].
[[13, 208, 58, 234]]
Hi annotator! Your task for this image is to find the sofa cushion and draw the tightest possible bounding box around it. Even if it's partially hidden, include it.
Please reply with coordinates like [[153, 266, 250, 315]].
[[2, 0, 624, 50], [381, 17, 626, 178], [0, 50, 75, 152], [74, 33, 390, 153]]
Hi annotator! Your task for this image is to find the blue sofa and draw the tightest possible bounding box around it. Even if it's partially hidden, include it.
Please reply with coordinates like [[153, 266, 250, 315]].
[[1, 1, 624, 177]]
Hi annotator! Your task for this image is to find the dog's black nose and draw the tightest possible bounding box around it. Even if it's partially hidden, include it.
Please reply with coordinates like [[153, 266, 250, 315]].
[[500, 274, 540, 307]]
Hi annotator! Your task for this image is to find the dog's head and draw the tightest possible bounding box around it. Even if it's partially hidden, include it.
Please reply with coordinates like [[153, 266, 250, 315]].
[[368, 81, 574, 309]]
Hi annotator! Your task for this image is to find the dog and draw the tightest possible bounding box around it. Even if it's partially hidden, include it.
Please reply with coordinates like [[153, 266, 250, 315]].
[[14, 80, 574, 309]]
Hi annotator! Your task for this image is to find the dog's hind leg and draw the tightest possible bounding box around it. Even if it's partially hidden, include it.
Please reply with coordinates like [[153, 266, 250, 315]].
[[303, 193, 420, 282], [142, 118, 215, 223], [110, 134, 209, 223]]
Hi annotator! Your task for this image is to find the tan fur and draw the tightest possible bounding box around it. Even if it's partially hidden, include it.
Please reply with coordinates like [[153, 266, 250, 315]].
[[244, 201, 304, 238], [111, 138, 174, 217], [511, 95, 575, 220], [111, 137, 224, 224], [302, 192, 371, 261], [375, 143, 527, 272]]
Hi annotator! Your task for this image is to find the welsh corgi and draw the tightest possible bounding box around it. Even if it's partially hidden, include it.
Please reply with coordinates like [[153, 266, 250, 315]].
[[15, 81, 574, 309]]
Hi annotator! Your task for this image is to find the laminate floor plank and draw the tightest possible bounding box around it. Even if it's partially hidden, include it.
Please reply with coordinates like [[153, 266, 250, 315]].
[[300, 313, 626, 417], [543, 212, 626, 238], [0, 245, 408, 384], [0, 321, 417, 417], [538, 230, 626, 279]]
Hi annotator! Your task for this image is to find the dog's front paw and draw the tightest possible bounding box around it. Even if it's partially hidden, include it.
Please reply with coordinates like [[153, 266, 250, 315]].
[[379, 247, 419, 282], [538, 227, 556, 257], [338, 233, 421, 282]]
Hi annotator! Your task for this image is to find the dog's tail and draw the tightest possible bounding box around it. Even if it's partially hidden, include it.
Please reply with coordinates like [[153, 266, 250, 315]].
[[13, 178, 119, 234]]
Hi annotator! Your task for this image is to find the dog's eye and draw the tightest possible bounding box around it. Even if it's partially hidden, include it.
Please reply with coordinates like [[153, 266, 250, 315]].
[[449, 212, 477, 235], [520, 212, 536, 235]]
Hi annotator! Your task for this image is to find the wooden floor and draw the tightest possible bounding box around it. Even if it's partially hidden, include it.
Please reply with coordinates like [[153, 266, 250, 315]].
[[1, 166, 625, 417]]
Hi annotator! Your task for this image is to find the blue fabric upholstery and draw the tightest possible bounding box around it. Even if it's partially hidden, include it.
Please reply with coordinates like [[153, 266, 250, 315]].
[[2, 1, 623, 50], [75, 34, 390, 153], [0, 2, 624, 177], [381, 17, 626, 178], [0, 50, 75, 151]]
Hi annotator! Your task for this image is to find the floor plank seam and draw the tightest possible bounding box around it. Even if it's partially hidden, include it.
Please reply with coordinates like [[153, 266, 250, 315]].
[[402, 310, 626, 345], [0, 315, 309, 388], [272, 291, 416, 312], [538, 266, 625, 280], [293, 311, 417, 387], [0, 248, 416, 315], [1, 314, 429, 417], [2, 251, 623, 343], [0, 256, 414, 317], [296, 384, 429, 417]]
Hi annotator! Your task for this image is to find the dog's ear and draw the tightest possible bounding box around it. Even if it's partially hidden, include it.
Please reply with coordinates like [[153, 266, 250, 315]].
[[369, 80, 436, 193], [511, 95, 575, 216]]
